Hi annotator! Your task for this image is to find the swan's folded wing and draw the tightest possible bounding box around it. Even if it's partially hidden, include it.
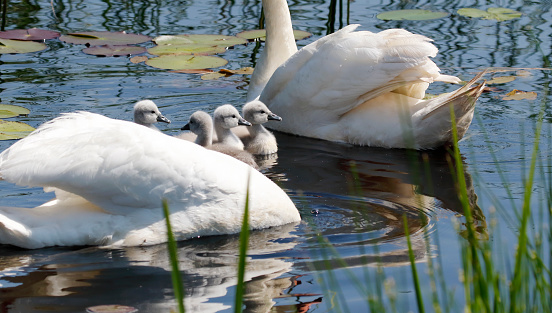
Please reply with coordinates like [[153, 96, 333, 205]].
[[260, 26, 445, 116]]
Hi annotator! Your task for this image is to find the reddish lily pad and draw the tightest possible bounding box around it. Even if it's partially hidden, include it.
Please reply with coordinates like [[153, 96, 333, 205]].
[[153, 34, 247, 47], [147, 43, 227, 56], [236, 29, 312, 41], [376, 9, 449, 21], [82, 45, 147, 57], [145, 54, 228, 70], [0, 38, 47, 54], [0, 104, 30, 118], [0, 28, 60, 41], [502, 89, 537, 100], [59, 31, 151, 46], [0, 120, 35, 140]]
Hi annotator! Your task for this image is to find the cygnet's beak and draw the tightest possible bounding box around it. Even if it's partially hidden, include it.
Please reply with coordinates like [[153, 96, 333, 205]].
[[238, 117, 252, 126], [181, 123, 191, 130], [267, 112, 282, 121], [157, 114, 171, 124]]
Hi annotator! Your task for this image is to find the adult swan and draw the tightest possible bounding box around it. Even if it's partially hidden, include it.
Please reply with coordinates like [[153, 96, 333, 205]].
[[0, 112, 300, 249], [247, 0, 486, 149]]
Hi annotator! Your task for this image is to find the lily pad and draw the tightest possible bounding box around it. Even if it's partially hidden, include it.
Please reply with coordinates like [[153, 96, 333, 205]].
[[0, 38, 47, 54], [377, 9, 449, 21], [487, 76, 516, 84], [59, 31, 151, 46], [147, 43, 227, 56], [130, 55, 148, 63], [82, 45, 147, 57], [236, 29, 312, 41], [153, 34, 247, 47], [201, 72, 226, 80], [0, 28, 60, 41], [502, 89, 537, 101], [86, 305, 138, 313], [145, 54, 228, 70], [0, 104, 30, 118], [0, 120, 35, 140], [457, 8, 522, 21]]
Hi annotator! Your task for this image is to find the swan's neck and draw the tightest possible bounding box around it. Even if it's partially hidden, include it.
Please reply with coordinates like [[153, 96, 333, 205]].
[[248, 124, 269, 137], [194, 124, 213, 147], [247, 0, 298, 101], [215, 125, 244, 149]]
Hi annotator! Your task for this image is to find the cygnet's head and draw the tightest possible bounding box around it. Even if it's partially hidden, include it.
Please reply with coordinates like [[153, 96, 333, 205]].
[[242, 100, 282, 124], [213, 104, 251, 129], [134, 100, 171, 128], [181, 111, 212, 135]]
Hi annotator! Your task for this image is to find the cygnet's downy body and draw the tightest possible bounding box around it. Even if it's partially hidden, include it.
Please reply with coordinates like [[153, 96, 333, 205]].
[[237, 100, 281, 155], [182, 110, 258, 169], [133, 99, 171, 130]]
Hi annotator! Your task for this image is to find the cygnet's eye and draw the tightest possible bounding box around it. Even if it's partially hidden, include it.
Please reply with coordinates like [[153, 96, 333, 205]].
[[232, 114, 236, 118], [260, 110, 266, 114], [150, 110, 156, 114]]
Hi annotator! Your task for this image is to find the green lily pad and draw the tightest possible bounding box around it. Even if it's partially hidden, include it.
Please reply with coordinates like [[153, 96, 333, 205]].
[[82, 45, 147, 57], [0, 38, 47, 54], [376, 9, 449, 21], [487, 76, 516, 85], [0, 120, 35, 140], [236, 29, 312, 41], [59, 31, 151, 46], [153, 34, 247, 47], [0, 104, 30, 118], [0, 28, 60, 41], [145, 54, 228, 70], [457, 8, 522, 21], [147, 43, 227, 56]]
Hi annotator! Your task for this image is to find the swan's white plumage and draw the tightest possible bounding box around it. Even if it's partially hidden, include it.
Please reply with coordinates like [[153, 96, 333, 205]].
[[0, 112, 300, 249], [247, 0, 485, 149]]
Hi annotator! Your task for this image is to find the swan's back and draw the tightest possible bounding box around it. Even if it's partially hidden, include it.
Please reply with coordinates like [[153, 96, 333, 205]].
[[0, 112, 298, 227]]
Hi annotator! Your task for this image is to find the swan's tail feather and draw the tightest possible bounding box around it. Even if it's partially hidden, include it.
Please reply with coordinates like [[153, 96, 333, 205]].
[[416, 70, 487, 147], [0, 210, 34, 249]]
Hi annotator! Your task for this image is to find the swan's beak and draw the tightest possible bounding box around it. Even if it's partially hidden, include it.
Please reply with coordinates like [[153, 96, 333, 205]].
[[238, 118, 252, 126], [157, 114, 171, 124], [181, 123, 191, 130], [267, 113, 282, 121]]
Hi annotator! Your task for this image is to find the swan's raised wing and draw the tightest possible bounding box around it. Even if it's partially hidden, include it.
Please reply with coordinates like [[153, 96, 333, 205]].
[[260, 25, 448, 117], [0, 112, 299, 227]]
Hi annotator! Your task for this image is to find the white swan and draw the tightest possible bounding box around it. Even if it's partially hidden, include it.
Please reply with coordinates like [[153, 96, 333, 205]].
[[182, 110, 259, 169], [133, 99, 171, 129], [247, 0, 486, 149], [232, 100, 281, 155], [0, 112, 300, 249]]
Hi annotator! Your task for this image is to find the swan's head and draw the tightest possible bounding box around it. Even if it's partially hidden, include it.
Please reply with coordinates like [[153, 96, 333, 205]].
[[242, 100, 282, 124], [133, 100, 171, 128], [213, 104, 251, 129], [181, 111, 212, 135]]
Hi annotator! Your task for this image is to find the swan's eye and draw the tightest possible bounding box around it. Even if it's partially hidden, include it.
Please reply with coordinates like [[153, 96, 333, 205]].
[[151, 110, 156, 114], [232, 114, 236, 118], [260, 110, 266, 114]]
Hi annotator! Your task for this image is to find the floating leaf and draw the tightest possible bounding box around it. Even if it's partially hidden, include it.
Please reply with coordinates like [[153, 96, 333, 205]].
[[236, 29, 312, 41], [130, 55, 148, 63], [153, 34, 247, 47], [0, 28, 60, 41], [487, 76, 516, 84], [201, 72, 226, 80], [148, 43, 227, 56], [0, 38, 47, 54], [502, 89, 537, 100], [457, 8, 522, 21], [145, 54, 228, 70], [59, 31, 151, 46], [219, 67, 254, 75], [0, 104, 30, 118], [376, 9, 449, 21], [82, 45, 146, 57], [86, 305, 138, 313], [171, 68, 214, 74], [0, 120, 35, 140]]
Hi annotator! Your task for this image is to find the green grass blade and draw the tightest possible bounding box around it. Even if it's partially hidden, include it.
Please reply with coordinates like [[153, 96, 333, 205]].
[[162, 199, 186, 313], [404, 214, 425, 313], [234, 170, 252, 313]]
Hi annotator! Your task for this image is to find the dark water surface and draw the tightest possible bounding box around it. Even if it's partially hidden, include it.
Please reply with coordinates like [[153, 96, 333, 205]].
[[0, 0, 551, 312]]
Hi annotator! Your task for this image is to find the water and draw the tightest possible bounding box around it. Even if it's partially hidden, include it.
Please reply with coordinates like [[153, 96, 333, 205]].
[[0, 0, 551, 312]]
